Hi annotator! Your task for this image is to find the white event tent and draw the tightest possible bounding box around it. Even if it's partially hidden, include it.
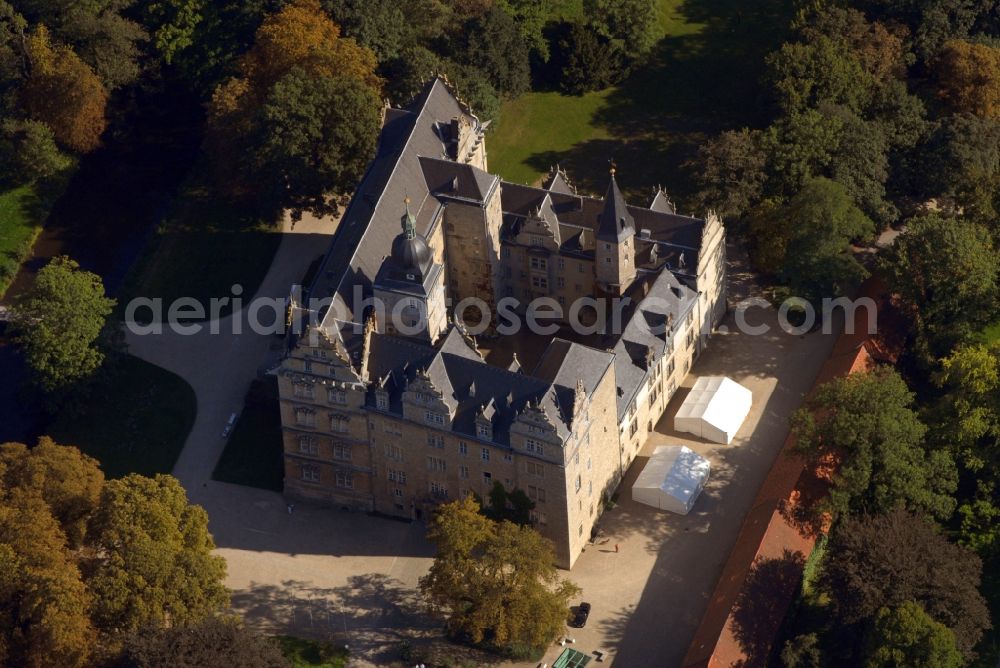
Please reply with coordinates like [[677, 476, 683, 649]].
[[674, 376, 753, 445], [632, 445, 710, 514]]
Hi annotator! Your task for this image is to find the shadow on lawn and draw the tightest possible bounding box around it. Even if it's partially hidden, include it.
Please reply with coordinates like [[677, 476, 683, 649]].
[[524, 0, 795, 204]]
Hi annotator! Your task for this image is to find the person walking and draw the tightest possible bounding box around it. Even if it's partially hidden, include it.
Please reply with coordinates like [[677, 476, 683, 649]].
[[615, 543, 619, 553]]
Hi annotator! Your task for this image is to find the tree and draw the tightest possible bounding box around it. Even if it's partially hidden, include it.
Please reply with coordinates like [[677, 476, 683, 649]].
[[497, 0, 549, 60], [691, 128, 767, 222], [254, 69, 381, 218], [0, 118, 72, 183], [771, 177, 873, 303], [0, 438, 104, 548], [936, 39, 1000, 119], [546, 21, 625, 94], [780, 632, 822, 668], [16, 0, 145, 89], [865, 602, 963, 668], [323, 0, 412, 63], [916, 113, 1000, 222], [820, 510, 989, 659], [764, 108, 842, 195], [238, 0, 379, 94], [584, 0, 657, 58], [144, 0, 206, 64], [879, 214, 999, 358], [20, 26, 108, 153], [206, 0, 382, 216], [85, 474, 228, 634], [935, 343, 1000, 558], [0, 494, 94, 668], [766, 36, 873, 115], [453, 5, 530, 98], [381, 44, 442, 105], [419, 496, 579, 652], [792, 368, 957, 522], [11, 256, 115, 395], [119, 617, 290, 668]]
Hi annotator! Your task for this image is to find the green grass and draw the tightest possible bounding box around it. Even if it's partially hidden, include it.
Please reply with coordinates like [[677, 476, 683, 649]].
[[212, 377, 284, 491], [489, 0, 794, 203], [48, 354, 197, 478], [0, 185, 43, 297], [276, 636, 349, 668], [490, 89, 614, 186], [119, 171, 282, 322]]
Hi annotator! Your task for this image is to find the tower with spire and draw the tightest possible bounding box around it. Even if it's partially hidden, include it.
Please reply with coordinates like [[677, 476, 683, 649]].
[[594, 162, 638, 295]]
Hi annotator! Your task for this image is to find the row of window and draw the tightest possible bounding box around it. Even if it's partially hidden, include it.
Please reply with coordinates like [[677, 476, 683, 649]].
[[293, 409, 349, 433], [292, 383, 348, 404], [300, 465, 352, 489], [297, 436, 351, 460]]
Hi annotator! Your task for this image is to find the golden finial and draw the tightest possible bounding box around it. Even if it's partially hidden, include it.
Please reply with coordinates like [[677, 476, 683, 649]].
[[609, 159, 617, 176]]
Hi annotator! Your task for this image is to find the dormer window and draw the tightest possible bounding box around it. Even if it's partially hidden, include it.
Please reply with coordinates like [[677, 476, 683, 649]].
[[477, 422, 491, 440], [375, 392, 388, 410], [425, 411, 445, 426]]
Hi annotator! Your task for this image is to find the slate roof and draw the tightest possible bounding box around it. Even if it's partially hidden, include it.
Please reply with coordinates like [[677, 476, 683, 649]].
[[533, 338, 615, 426], [613, 270, 698, 420], [309, 78, 475, 321], [419, 155, 498, 202], [596, 175, 636, 243]]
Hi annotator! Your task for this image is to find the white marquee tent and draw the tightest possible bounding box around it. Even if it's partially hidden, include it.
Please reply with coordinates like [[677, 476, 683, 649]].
[[674, 376, 753, 445], [632, 445, 710, 514]]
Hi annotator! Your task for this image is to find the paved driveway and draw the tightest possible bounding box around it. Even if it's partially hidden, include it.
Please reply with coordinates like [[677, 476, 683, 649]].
[[519, 292, 840, 667]]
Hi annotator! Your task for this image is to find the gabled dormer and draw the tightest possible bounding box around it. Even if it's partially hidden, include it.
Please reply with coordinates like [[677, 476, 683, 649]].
[[401, 368, 453, 427]]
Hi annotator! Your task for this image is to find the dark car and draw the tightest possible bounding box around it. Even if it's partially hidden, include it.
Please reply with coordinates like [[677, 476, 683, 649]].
[[571, 602, 592, 628]]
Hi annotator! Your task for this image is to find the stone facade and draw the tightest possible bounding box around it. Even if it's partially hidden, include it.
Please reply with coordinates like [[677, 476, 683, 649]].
[[276, 78, 727, 569]]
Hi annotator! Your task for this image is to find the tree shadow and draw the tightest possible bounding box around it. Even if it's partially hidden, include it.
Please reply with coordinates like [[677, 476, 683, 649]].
[[730, 549, 808, 666], [230, 573, 438, 665], [519, 0, 796, 206]]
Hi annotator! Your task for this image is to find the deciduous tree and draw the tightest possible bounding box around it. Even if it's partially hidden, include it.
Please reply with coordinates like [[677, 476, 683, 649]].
[[865, 601, 963, 668], [11, 256, 115, 394], [20, 26, 108, 153], [792, 367, 956, 521], [691, 128, 767, 222], [936, 39, 1000, 119], [820, 509, 989, 659], [0, 438, 104, 548], [420, 496, 579, 652], [85, 474, 228, 633], [879, 214, 999, 358], [0, 492, 94, 668]]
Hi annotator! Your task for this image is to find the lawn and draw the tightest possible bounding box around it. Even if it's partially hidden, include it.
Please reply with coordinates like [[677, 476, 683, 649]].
[[275, 636, 349, 668], [212, 376, 284, 491], [0, 185, 43, 298], [489, 0, 793, 204], [119, 170, 282, 323], [48, 354, 197, 478]]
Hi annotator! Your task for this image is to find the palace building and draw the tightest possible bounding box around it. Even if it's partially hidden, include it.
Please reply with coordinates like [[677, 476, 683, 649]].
[[277, 78, 726, 568]]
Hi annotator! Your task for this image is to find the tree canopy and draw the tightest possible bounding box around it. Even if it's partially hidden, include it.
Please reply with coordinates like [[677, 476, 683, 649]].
[[11, 256, 115, 395], [0, 440, 229, 664], [936, 39, 1000, 119], [792, 367, 957, 521], [419, 495, 579, 652], [864, 601, 963, 668], [880, 214, 999, 359], [820, 509, 990, 659]]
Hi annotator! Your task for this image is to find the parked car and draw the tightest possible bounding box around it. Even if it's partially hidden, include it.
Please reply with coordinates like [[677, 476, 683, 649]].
[[571, 602, 591, 628]]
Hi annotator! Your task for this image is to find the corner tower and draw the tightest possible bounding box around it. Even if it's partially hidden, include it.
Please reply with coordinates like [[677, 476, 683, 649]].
[[595, 165, 637, 295]]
